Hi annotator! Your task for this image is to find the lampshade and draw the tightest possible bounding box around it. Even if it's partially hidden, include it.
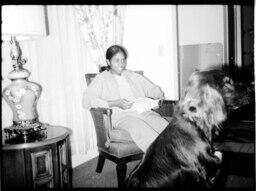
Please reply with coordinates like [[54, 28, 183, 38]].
[[2, 5, 47, 41]]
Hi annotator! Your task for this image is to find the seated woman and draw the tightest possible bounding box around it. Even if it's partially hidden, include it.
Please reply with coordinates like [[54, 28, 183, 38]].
[[83, 45, 169, 152]]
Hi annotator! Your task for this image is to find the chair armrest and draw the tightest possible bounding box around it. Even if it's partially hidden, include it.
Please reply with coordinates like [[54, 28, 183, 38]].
[[90, 107, 113, 149], [153, 100, 177, 117]]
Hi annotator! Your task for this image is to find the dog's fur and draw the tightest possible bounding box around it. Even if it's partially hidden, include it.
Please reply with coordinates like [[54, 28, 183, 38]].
[[126, 70, 242, 189]]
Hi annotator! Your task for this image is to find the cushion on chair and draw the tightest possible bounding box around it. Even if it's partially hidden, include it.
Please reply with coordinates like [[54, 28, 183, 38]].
[[100, 142, 143, 158], [109, 129, 134, 143]]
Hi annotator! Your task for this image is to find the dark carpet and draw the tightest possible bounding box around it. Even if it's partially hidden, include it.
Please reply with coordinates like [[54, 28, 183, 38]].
[[72, 155, 254, 188]]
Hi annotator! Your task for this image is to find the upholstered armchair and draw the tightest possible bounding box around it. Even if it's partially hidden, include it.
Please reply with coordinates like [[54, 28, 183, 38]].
[[85, 72, 176, 187]]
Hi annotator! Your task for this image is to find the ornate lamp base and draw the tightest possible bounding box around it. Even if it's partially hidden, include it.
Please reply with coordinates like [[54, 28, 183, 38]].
[[4, 119, 49, 144], [2, 36, 47, 145]]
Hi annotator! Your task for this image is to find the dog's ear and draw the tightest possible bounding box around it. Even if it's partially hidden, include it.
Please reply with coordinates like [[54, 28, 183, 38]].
[[202, 85, 227, 128]]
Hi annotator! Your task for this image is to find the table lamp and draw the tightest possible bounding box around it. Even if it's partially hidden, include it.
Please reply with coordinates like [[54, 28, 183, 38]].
[[2, 5, 48, 142]]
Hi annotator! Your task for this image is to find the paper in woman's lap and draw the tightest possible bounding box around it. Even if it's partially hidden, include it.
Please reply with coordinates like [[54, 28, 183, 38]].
[[127, 98, 160, 114]]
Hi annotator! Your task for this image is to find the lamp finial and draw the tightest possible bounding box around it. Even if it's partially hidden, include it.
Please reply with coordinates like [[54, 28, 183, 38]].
[[10, 36, 27, 71]]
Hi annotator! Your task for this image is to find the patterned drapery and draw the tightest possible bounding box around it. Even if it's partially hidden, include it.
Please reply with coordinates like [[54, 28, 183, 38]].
[[74, 5, 126, 70]]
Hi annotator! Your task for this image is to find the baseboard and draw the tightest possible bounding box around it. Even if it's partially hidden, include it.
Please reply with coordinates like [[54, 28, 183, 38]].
[[71, 150, 99, 168]]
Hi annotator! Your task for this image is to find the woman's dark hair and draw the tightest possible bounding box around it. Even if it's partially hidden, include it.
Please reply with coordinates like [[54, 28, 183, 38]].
[[99, 45, 128, 72], [106, 45, 128, 60]]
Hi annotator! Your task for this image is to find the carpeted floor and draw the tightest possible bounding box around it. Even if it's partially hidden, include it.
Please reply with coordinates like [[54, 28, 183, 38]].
[[72, 155, 254, 188], [72, 156, 140, 187]]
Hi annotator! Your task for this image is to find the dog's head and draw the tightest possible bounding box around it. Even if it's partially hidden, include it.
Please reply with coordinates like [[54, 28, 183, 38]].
[[178, 71, 228, 142], [190, 68, 254, 111]]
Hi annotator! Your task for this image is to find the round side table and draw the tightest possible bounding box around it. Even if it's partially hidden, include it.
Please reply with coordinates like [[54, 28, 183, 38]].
[[2, 125, 72, 188]]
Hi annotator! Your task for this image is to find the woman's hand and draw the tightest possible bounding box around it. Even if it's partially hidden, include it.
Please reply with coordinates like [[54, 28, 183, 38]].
[[117, 99, 133, 110], [108, 99, 133, 110], [156, 94, 165, 100]]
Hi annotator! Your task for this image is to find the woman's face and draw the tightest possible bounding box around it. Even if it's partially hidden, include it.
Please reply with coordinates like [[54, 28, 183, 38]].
[[107, 51, 127, 75]]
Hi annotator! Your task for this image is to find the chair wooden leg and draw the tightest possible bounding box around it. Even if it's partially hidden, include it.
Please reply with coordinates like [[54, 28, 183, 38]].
[[116, 163, 127, 188], [96, 152, 105, 173]]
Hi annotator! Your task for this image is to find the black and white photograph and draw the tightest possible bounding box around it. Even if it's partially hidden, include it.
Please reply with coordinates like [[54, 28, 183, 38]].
[[1, 4, 255, 189]]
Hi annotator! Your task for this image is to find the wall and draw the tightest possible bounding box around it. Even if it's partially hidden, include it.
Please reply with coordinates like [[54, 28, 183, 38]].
[[177, 5, 226, 96], [123, 5, 179, 100], [178, 5, 225, 46]]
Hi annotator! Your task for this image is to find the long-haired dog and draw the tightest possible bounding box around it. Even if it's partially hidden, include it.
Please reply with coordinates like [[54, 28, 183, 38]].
[[126, 69, 249, 189]]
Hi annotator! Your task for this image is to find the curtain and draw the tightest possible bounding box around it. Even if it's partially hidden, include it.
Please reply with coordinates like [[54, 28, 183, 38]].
[[73, 5, 126, 69], [1, 5, 99, 167]]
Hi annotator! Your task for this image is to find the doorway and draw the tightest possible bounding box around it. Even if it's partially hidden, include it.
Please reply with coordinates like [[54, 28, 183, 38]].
[[227, 5, 254, 83]]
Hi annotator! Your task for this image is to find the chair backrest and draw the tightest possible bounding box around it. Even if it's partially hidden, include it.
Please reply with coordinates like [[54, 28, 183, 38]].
[[85, 73, 97, 86], [85, 70, 144, 85]]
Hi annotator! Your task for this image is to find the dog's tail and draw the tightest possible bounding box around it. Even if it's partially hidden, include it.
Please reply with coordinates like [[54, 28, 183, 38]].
[[125, 173, 141, 188], [125, 161, 142, 187]]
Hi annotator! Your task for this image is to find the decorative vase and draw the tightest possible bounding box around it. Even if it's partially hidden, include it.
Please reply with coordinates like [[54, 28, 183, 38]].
[[3, 70, 42, 124], [2, 37, 47, 142]]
